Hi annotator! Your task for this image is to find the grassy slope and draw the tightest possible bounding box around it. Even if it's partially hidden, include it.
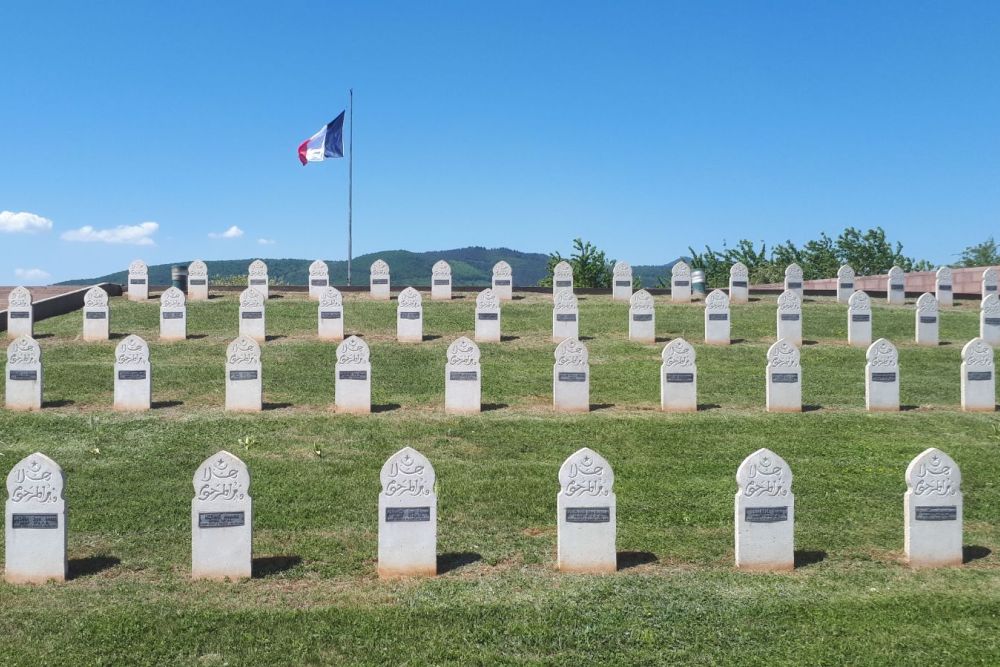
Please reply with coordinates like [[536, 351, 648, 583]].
[[1, 293, 999, 665]]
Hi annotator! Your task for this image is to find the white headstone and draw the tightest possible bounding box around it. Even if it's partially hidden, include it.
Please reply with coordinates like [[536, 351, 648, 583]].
[[557, 448, 616, 573], [247, 259, 269, 300], [335, 336, 371, 414], [671, 260, 691, 303], [5, 453, 66, 583], [159, 286, 187, 341], [6, 286, 33, 338], [961, 337, 995, 412], [612, 261, 633, 301], [784, 263, 804, 300], [474, 288, 501, 343], [552, 289, 579, 343], [735, 448, 794, 571], [766, 339, 801, 413], [127, 260, 148, 301], [238, 288, 266, 343], [660, 338, 697, 413], [729, 262, 749, 304], [628, 289, 655, 343], [187, 260, 209, 301], [982, 267, 998, 298], [776, 289, 802, 347], [191, 451, 252, 580], [905, 448, 962, 568], [936, 266, 953, 307], [553, 338, 589, 413], [431, 260, 452, 301], [847, 290, 872, 347], [370, 259, 391, 300], [378, 447, 437, 577], [318, 286, 344, 341], [114, 334, 151, 411], [82, 286, 110, 341], [887, 265, 906, 305], [491, 260, 513, 301], [553, 261, 573, 297], [915, 293, 938, 347], [225, 336, 262, 412], [396, 287, 423, 343], [981, 294, 1000, 346], [865, 338, 900, 412], [836, 265, 855, 304], [445, 337, 481, 414], [704, 289, 731, 345], [5, 335, 42, 411], [308, 260, 329, 300]]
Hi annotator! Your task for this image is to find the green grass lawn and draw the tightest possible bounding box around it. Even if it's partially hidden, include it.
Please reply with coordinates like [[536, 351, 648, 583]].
[[2, 292, 999, 665]]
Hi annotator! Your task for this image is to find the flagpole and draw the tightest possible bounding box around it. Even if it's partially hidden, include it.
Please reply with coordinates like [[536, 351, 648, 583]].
[[347, 88, 354, 286]]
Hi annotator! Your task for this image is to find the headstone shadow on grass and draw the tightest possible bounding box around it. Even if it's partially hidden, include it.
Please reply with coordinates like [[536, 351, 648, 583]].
[[437, 552, 482, 574], [68, 555, 121, 579], [252, 555, 302, 578]]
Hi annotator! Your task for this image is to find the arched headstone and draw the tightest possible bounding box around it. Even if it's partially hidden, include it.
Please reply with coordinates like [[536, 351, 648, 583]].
[[159, 286, 187, 341], [6, 286, 33, 338], [905, 448, 962, 567], [612, 261, 633, 301], [491, 260, 513, 301], [335, 336, 371, 413], [5, 453, 66, 583], [552, 289, 579, 343], [847, 290, 872, 347], [936, 266, 953, 307], [553, 338, 589, 413], [6, 335, 42, 411], [318, 286, 344, 341], [661, 337, 696, 413], [370, 259, 391, 300], [445, 337, 481, 414], [784, 263, 803, 300], [379, 447, 437, 577], [127, 260, 148, 301], [474, 288, 501, 343], [238, 288, 266, 343], [191, 451, 252, 580], [557, 448, 616, 573], [83, 286, 110, 341], [187, 260, 209, 301], [837, 265, 855, 304], [114, 334, 150, 411], [961, 338, 995, 412], [776, 289, 802, 347], [865, 338, 899, 412], [226, 336, 262, 412], [553, 261, 573, 297], [247, 259, 269, 300], [729, 262, 749, 304], [983, 267, 998, 297], [628, 289, 655, 343], [982, 294, 1000, 346], [704, 289, 730, 345], [766, 339, 801, 413], [671, 260, 691, 303], [735, 448, 794, 571], [308, 260, 329, 301], [887, 266, 905, 305], [397, 287, 423, 343], [431, 260, 452, 301], [915, 293, 938, 347]]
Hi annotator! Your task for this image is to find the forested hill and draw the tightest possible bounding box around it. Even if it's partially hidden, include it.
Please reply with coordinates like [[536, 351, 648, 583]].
[[58, 247, 680, 288]]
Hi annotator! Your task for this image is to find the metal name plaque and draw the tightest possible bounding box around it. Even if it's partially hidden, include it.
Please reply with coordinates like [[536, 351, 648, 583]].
[[9, 370, 38, 381], [320, 311, 342, 319], [229, 370, 258, 381], [938, 284, 952, 291], [11, 513, 58, 529], [493, 279, 511, 286], [118, 370, 147, 380], [338, 370, 368, 381], [399, 311, 420, 320], [555, 280, 572, 287], [477, 312, 498, 320], [666, 373, 694, 383], [310, 279, 327, 286], [839, 283, 853, 289], [188, 279, 207, 285], [449, 371, 478, 381], [555, 314, 577, 322], [787, 281, 802, 289], [433, 279, 450, 285], [986, 317, 1000, 326], [241, 311, 263, 319], [780, 313, 800, 321], [771, 373, 798, 383], [129, 279, 145, 285], [371, 278, 388, 285], [9, 311, 29, 319], [871, 372, 897, 383], [732, 280, 747, 288], [852, 314, 870, 322], [162, 311, 184, 319], [919, 316, 936, 324], [988, 285, 998, 292], [198, 511, 245, 529], [708, 313, 728, 321], [745, 506, 788, 523], [565, 507, 610, 523], [86, 311, 107, 319], [968, 371, 993, 381], [558, 372, 587, 382], [915, 506, 957, 521], [249, 279, 267, 285], [385, 506, 431, 522], [632, 314, 653, 322], [615, 280, 631, 287], [891, 284, 904, 290], [674, 280, 690, 287]]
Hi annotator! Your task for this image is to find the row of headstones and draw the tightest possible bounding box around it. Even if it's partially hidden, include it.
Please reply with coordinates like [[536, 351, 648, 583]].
[[3, 444, 965, 583], [8, 332, 996, 414]]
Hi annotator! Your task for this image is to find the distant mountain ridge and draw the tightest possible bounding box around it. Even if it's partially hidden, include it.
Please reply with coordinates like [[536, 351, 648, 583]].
[[57, 247, 683, 288]]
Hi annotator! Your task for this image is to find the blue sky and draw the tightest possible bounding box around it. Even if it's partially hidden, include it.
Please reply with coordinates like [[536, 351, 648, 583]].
[[1, 1, 998, 283]]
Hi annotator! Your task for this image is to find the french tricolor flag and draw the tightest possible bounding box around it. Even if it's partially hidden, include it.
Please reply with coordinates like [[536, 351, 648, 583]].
[[298, 111, 345, 165]]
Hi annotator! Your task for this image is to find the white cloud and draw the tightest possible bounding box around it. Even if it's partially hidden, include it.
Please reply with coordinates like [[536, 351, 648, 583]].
[[257, 238, 276, 245], [14, 268, 51, 283], [0, 211, 53, 234], [209, 225, 244, 239], [61, 221, 158, 246]]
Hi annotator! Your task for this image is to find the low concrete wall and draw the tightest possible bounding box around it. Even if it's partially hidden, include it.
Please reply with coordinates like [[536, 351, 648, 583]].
[[761, 266, 995, 300], [0, 283, 123, 333]]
